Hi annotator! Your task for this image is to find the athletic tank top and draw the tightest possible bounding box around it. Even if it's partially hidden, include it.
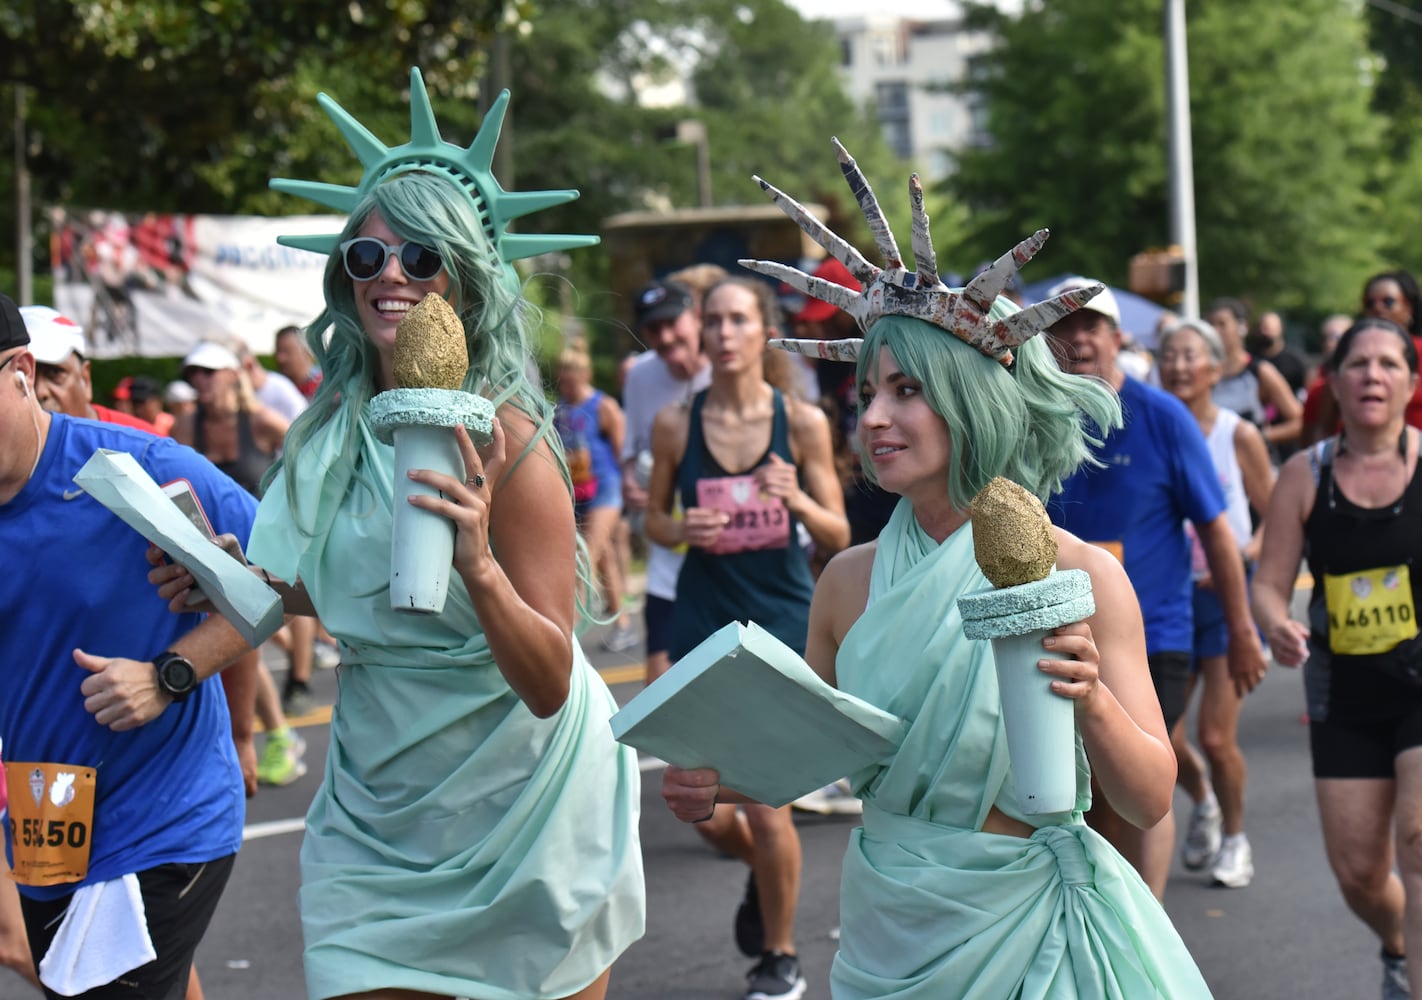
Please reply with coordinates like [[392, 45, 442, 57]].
[[1205, 408, 1251, 549], [1305, 433, 1422, 718], [1213, 356, 1265, 429], [669, 389, 814, 661], [194, 406, 274, 498], [554, 391, 619, 503]]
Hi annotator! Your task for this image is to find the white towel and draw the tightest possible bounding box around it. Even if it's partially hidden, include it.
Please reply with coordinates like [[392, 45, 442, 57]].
[[38, 874, 157, 996]]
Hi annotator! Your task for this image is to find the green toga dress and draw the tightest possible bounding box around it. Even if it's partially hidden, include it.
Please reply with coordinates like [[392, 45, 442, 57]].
[[246, 406, 645, 1000], [831, 500, 1211, 999]]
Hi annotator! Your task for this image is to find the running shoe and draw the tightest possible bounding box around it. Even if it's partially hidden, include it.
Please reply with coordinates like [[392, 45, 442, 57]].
[[282, 680, 316, 719], [791, 778, 863, 815], [745, 951, 806, 1000], [1382, 950, 1410, 1000], [735, 871, 764, 958], [1181, 798, 1222, 870], [603, 621, 640, 654], [1210, 833, 1254, 888], [313, 640, 341, 671], [257, 728, 308, 787]]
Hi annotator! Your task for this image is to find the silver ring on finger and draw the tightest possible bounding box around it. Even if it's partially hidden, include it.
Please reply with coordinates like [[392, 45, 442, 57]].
[[467, 473, 486, 490]]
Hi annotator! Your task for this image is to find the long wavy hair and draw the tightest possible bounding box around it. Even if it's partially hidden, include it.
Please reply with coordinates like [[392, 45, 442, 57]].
[[268, 171, 596, 613], [856, 302, 1122, 511]]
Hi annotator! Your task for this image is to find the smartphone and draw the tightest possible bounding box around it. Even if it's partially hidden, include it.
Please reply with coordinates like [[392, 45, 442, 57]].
[[162, 479, 216, 539], [161, 479, 214, 605]]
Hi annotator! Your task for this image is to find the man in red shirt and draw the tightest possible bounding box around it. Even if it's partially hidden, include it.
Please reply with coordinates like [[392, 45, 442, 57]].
[[20, 306, 157, 431]]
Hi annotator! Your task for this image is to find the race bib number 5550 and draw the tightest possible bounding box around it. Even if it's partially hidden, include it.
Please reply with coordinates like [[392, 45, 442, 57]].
[[4, 762, 96, 887]]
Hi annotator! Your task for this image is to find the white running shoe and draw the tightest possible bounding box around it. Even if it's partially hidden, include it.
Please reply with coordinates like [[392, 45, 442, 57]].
[[1210, 833, 1254, 888], [791, 778, 862, 816], [1181, 798, 1223, 870]]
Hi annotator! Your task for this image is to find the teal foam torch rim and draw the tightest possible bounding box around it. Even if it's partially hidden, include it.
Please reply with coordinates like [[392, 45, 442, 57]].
[[957, 568, 1096, 640], [366, 387, 496, 446]]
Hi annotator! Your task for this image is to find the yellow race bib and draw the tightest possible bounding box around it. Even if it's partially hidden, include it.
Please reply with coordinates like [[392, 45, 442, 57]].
[[4, 762, 96, 887], [1324, 564, 1419, 656]]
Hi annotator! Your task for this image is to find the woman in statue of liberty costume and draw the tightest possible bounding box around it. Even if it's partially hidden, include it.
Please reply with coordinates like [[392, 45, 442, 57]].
[[662, 142, 1213, 997], [173, 71, 645, 1000]]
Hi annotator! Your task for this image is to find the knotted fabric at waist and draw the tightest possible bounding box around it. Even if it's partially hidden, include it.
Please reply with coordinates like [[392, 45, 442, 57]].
[[860, 802, 1095, 886]]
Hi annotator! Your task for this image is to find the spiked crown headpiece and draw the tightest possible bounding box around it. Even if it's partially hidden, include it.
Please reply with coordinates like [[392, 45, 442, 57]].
[[740, 139, 1103, 368], [270, 68, 597, 280]]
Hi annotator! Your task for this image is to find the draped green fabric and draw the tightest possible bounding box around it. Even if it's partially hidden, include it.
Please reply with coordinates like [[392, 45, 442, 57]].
[[246, 409, 645, 1000], [831, 500, 1211, 999]]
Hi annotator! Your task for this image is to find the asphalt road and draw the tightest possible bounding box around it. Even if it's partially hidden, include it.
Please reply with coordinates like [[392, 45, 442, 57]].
[[158, 603, 1379, 1000]]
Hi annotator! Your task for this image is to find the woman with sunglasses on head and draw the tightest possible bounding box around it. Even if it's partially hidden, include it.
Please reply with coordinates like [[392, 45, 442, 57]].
[[645, 276, 849, 1000], [1254, 317, 1422, 998], [154, 73, 644, 1000]]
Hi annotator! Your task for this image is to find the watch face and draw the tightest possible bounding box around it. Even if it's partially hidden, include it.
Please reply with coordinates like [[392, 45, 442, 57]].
[[159, 656, 197, 695]]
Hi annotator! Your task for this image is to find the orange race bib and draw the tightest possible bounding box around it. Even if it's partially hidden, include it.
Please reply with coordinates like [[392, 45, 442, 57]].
[[5, 762, 96, 887], [696, 475, 790, 555]]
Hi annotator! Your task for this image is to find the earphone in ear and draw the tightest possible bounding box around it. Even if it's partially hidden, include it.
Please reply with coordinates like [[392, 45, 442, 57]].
[[16, 371, 28, 398]]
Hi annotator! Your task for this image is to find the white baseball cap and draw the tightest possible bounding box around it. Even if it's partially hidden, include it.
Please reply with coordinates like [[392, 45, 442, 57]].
[[1046, 276, 1121, 326], [181, 342, 240, 372], [19, 306, 86, 365]]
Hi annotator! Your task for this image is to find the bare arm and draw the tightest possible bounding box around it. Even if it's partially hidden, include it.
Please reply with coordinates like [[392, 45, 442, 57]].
[[1234, 419, 1276, 562], [765, 401, 849, 554], [1258, 360, 1302, 446], [644, 404, 727, 550], [1052, 534, 1175, 828], [74, 612, 255, 731], [251, 403, 290, 455], [599, 394, 625, 462], [1197, 511, 1267, 695], [1252, 453, 1314, 668]]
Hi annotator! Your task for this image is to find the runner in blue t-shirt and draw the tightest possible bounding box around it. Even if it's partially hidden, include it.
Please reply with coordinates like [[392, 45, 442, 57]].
[[1042, 278, 1267, 900], [0, 294, 258, 998]]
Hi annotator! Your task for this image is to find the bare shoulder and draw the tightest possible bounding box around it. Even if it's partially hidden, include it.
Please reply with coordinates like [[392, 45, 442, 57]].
[[787, 396, 830, 435], [817, 541, 877, 643], [1052, 528, 1128, 586]]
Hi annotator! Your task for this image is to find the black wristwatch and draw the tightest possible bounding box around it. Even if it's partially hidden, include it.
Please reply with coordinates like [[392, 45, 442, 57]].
[[153, 652, 199, 702]]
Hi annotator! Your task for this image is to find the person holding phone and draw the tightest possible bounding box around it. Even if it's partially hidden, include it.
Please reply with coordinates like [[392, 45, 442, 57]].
[[0, 290, 259, 999]]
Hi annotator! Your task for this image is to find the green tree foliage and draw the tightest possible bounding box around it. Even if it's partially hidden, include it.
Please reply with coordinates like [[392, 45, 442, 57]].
[[1363, 0, 1422, 277], [952, 0, 1386, 313], [3, 1, 517, 213]]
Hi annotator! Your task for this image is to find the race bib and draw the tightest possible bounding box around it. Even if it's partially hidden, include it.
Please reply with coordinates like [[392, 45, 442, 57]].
[[1324, 564, 1418, 656], [696, 475, 790, 555], [5, 762, 96, 887]]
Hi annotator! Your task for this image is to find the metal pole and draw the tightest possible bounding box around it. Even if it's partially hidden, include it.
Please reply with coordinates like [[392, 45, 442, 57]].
[[1164, 0, 1199, 318], [15, 85, 33, 305]]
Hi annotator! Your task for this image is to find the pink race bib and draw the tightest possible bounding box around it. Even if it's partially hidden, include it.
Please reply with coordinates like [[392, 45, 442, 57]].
[[696, 475, 791, 555]]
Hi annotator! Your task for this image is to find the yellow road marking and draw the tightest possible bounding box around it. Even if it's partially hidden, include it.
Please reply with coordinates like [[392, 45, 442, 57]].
[[598, 663, 647, 686]]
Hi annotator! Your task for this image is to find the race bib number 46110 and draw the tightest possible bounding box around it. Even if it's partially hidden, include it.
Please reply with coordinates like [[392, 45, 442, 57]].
[[4, 762, 96, 887], [1324, 564, 1418, 656]]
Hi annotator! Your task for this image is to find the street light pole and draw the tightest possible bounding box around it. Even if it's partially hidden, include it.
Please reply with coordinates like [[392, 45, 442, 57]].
[[15, 85, 33, 306], [1164, 0, 1199, 318]]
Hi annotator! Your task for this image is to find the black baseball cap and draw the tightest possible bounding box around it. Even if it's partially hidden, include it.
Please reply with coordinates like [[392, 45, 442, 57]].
[[0, 293, 28, 353], [633, 279, 694, 329]]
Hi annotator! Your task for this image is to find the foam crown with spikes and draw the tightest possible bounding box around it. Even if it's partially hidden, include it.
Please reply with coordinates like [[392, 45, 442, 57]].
[[741, 138, 1104, 368], [270, 68, 598, 281]]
